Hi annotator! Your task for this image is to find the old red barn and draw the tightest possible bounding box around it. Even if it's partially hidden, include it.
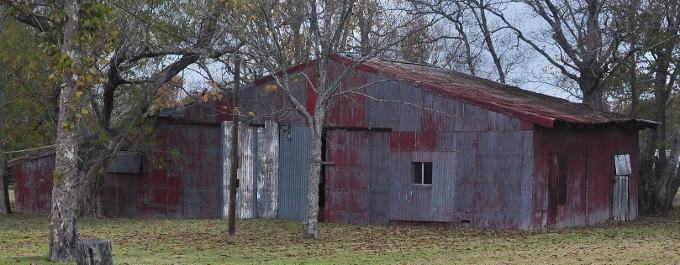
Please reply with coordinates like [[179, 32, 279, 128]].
[[10, 55, 656, 230]]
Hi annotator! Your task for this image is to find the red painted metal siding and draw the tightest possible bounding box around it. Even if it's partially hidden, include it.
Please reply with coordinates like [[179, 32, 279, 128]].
[[532, 125, 639, 229], [325, 130, 390, 225], [12, 120, 221, 219], [11, 153, 54, 215]]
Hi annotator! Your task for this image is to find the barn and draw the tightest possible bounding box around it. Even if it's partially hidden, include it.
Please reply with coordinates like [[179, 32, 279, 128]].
[[9, 54, 657, 230]]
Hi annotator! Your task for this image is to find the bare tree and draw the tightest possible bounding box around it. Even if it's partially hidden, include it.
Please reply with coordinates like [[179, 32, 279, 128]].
[[480, 0, 634, 109], [236, 0, 434, 238], [412, 0, 529, 84]]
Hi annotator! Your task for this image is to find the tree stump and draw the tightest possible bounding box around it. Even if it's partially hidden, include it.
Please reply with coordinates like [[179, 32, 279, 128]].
[[75, 239, 112, 265]]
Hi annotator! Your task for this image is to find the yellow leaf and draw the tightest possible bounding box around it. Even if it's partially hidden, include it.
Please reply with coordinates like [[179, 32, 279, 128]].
[[233, 107, 240, 115], [265, 84, 277, 92], [200, 94, 208, 103], [207, 80, 218, 88], [292, 77, 299, 83], [81, 108, 90, 115], [100, 59, 109, 65], [215, 93, 223, 100], [248, 111, 255, 117], [75, 91, 83, 100]]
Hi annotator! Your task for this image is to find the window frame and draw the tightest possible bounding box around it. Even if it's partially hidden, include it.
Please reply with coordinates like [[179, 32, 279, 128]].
[[413, 162, 433, 185]]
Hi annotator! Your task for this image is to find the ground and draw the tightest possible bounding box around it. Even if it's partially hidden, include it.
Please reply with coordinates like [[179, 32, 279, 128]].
[[2, 186, 680, 264]]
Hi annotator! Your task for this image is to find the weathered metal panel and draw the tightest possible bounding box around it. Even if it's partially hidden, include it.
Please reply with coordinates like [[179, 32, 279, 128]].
[[9, 152, 54, 215], [369, 132, 391, 225], [366, 75, 421, 131], [107, 151, 142, 174], [237, 123, 256, 218], [533, 126, 640, 229], [327, 61, 368, 127], [257, 121, 279, 219], [387, 129, 534, 229], [277, 126, 310, 221], [325, 130, 390, 225], [221, 121, 269, 219], [165, 124, 221, 219], [612, 176, 629, 221]]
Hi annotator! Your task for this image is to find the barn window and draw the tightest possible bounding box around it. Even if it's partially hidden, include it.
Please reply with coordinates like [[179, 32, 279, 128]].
[[107, 151, 142, 174], [413, 162, 432, 185]]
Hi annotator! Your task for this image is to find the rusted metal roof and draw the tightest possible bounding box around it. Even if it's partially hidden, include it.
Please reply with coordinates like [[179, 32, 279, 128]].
[[7, 150, 54, 168], [331, 54, 658, 129]]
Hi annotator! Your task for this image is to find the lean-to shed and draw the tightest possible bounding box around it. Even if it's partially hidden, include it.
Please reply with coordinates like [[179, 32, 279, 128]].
[[9, 103, 232, 218]]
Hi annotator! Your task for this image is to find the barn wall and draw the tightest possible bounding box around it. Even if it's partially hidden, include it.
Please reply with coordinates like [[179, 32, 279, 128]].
[[101, 122, 222, 218], [321, 68, 536, 229], [325, 130, 391, 225], [10, 153, 54, 215], [532, 125, 640, 229]]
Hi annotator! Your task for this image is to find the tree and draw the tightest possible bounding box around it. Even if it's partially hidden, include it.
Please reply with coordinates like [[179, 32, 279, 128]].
[[235, 0, 434, 238], [2, 0, 240, 259], [630, 0, 680, 214], [0, 17, 59, 216], [76, 0, 240, 218], [480, 0, 635, 109]]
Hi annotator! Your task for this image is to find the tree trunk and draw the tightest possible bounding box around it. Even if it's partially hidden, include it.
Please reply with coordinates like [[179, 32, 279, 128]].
[[79, 167, 105, 218], [302, 112, 324, 239], [0, 81, 9, 215], [49, 0, 83, 261], [657, 129, 680, 211], [579, 74, 603, 110], [0, 156, 10, 214]]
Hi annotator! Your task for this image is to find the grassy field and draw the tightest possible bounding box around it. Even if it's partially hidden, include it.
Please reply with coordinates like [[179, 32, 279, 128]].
[[2, 211, 680, 264], [2, 189, 680, 264]]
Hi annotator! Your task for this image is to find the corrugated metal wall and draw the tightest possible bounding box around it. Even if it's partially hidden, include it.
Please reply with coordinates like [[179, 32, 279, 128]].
[[325, 130, 391, 225], [533, 126, 640, 229], [10, 153, 53, 215], [257, 121, 279, 219], [140, 124, 222, 218], [221, 121, 279, 219], [277, 126, 310, 221]]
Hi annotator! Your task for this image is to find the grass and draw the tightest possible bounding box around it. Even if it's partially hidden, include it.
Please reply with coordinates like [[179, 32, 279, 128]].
[[2, 211, 680, 264], [2, 188, 680, 264]]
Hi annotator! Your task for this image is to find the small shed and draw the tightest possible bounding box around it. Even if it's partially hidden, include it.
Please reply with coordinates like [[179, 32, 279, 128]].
[[9, 103, 232, 218], [10, 54, 657, 230]]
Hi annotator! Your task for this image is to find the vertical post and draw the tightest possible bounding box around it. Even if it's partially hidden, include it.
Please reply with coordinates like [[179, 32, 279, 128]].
[[228, 58, 241, 236], [0, 156, 9, 214], [0, 80, 10, 215]]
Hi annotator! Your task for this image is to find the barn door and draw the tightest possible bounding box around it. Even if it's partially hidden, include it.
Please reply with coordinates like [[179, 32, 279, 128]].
[[324, 130, 391, 225], [612, 154, 631, 221], [221, 121, 279, 219], [277, 126, 310, 221]]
